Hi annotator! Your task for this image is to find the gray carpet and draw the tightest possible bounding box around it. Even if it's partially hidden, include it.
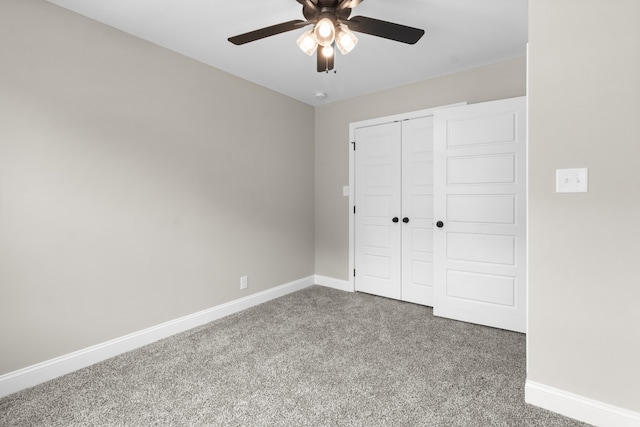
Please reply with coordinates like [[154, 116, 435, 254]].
[[1, 285, 590, 426]]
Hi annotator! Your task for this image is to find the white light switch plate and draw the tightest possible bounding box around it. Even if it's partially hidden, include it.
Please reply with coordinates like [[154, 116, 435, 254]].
[[556, 168, 588, 193]]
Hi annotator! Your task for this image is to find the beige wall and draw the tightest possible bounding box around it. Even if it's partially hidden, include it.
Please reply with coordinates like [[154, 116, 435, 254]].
[[0, 1, 314, 374], [8, 0, 637, 416], [314, 57, 527, 279], [528, 0, 640, 412]]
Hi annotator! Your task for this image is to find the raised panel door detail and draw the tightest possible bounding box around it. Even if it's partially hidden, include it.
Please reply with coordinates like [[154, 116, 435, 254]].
[[363, 225, 391, 249], [446, 270, 515, 307], [364, 136, 393, 158], [447, 113, 516, 148], [411, 228, 433, 253], [407, 123, 434, 154], [412, 161, 433, 186], [447, 232, 516, 266], [411, 194, 433, 221], [447, 154, 516, 185], [448, 195, 516, 225], [365, 164, 393, 187], [362, 254, 391, 279], [412, 260, 434, 287], [364, 195, 392, 218]]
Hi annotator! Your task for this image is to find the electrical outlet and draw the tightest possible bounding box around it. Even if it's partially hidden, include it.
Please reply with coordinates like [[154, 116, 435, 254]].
[[240, 276, 248, 290]]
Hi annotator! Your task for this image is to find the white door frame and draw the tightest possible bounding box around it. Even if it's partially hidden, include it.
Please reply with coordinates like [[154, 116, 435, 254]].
[[348, 103, 466, 293]]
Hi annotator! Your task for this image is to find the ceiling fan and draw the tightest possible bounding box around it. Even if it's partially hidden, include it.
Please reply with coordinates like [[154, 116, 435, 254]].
[[228, 0, 425, 72]]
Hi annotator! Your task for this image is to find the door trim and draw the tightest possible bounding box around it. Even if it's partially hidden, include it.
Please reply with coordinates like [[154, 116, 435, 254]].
[[348, 103, 466, 293]]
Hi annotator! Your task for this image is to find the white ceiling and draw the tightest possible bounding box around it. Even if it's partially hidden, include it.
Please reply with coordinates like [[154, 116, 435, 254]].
[[46, 0, 528, 106]]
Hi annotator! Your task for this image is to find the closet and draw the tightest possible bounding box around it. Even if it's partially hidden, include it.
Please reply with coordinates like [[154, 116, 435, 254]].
[[349, 97, 526, 333], [353, 116, 435, 306]]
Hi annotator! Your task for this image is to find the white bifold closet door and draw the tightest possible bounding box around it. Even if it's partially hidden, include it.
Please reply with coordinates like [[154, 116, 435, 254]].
[[354, 116, 435, 306], [353, 97, 526, 333]]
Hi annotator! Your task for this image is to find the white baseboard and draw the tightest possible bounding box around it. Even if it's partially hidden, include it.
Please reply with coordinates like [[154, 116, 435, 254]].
[[0, 275, 315, 399], [525, 380, 640, 427], [314, 274, 352, 292]]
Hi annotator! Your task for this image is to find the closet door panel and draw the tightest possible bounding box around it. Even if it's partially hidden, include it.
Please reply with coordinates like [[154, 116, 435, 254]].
[[433, 97, 526, 333], [401, 117, 435, 306], [354, 122, 402, 300]]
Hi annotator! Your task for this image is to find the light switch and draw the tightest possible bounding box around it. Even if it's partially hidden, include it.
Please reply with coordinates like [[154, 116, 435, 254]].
[[556, 168, 588, 193], [343, 186, 350, 197]]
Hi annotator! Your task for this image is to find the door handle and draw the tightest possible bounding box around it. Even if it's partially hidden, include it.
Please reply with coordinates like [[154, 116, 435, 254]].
[[403, 217, 409, 223], [436, 221, 444, 228], [392, 217, 399, 223]]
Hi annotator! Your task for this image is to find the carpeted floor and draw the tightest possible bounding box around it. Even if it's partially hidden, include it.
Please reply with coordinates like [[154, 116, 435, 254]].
[[0, 285, 590, 426]]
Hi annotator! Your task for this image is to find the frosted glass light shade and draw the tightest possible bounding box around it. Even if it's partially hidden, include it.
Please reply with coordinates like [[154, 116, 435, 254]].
[[314, 18, 335, 46], [336, 24, 358, 55], [296, 29, 318, 56]]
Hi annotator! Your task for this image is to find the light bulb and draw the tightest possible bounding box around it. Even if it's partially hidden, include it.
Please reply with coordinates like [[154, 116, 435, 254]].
[[322, 45, 334, 58], [314, 18, 335, 47], [318, 23, 332, 38]]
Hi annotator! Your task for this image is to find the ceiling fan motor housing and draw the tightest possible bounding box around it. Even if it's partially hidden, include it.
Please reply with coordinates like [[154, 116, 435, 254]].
[[302, 1, 352, 22]]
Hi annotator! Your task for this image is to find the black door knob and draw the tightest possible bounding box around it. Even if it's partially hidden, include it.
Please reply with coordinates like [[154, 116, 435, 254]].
[[403, 217, 409, 223], [436, 221, 444, 228], [392, 217, 399, 223]]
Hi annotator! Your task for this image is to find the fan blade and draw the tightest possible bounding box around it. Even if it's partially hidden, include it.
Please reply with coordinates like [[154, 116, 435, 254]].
[[317, 47, 335, 72], [228, 20, 308, 45], [347, 15, 424, 44], [297, 0, 319, 20], [296, 0, 319, 12], [337, 0, 363, 11]]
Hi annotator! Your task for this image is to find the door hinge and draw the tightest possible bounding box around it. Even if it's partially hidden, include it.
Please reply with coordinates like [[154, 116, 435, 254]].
[[351, 141, 356, 150], [353, 269, 356, 277], [353, 206, 356, 214]]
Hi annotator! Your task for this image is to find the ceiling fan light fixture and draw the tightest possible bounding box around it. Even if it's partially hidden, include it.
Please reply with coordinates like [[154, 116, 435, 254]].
[[296, 29, 318, 56], [314, 17, 335, 46], [228, 0, 425, 73], [335, 24, 358, 55]]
